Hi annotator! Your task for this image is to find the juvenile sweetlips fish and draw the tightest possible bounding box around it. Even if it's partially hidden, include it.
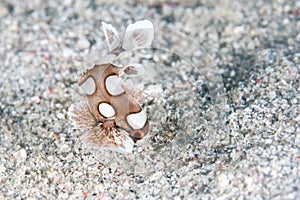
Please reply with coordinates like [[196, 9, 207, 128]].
[[69, 63, 150, 153], [69, 20, 154, 153]]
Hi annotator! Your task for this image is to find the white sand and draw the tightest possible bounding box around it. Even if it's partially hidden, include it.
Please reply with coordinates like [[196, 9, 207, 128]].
[[0, 0, 299, 199]]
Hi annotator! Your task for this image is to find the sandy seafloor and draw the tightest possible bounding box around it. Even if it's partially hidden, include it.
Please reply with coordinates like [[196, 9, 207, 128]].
[[0, 0, 299, 199]]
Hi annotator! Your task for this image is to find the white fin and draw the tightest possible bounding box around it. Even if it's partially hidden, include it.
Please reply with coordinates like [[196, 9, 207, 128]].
[[136, 133, 150, 146], [68, 103, 96, 131], [110, 130, 134, 153], [82, 126, 134, 154], [119, 63, 145, 78], [97, 53, 117, 65], [102, 22, 121, 52], [69, 103, 134, 153], [121, 80, 151, 105], [80, 41, 117, 73], [122, 20, 154, 51]]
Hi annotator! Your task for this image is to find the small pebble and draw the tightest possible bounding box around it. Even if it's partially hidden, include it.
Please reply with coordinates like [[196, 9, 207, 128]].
[[14, 149, 27, 163], [77, 38, 90, 50]]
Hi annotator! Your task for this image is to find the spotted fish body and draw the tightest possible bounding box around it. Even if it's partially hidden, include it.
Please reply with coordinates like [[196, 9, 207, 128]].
[[79, 63, 149, 141], [69, 63, 149, 153], [69, 20, 153, 153]]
